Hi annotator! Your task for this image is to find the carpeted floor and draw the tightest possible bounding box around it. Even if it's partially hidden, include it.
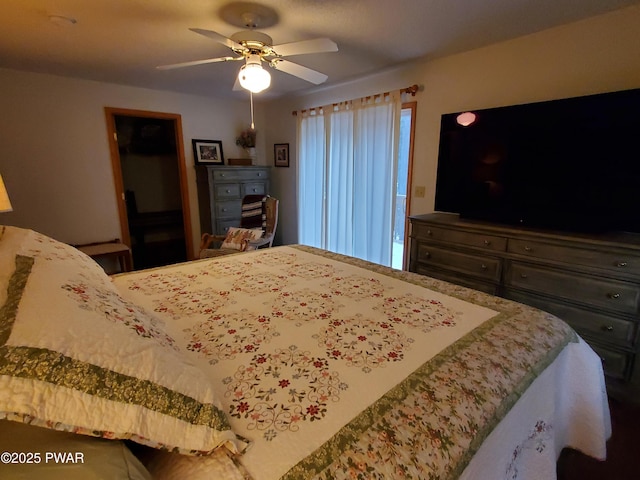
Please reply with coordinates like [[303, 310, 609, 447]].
[[557, 397, 640, 480]]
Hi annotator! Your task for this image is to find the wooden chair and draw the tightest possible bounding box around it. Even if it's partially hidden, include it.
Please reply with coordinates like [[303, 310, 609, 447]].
[[199, 195, 279, 258]]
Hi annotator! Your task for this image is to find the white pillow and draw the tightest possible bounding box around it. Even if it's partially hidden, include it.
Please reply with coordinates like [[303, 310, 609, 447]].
[[0, 226, 241, 456]]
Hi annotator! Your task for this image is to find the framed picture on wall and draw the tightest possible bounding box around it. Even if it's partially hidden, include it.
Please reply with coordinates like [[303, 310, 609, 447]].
[[192, 139, 224, 165], [274, 143, 289, 167]]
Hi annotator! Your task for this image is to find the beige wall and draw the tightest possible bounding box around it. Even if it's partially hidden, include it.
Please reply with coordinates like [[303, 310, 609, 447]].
[[264, 4, 640, 245], [0, 68, 266, 254], [2, 5, 639, 253]]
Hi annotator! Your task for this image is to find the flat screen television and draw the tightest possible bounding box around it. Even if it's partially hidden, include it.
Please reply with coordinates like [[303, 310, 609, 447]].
[[434, 88, 640, 234]]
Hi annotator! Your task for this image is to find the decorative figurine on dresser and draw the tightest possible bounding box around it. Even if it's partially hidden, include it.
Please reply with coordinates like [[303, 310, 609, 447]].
[[196, 165, 270, 236]]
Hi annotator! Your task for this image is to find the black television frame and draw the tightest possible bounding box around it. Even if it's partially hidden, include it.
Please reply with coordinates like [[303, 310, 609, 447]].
[[434, 88, 640, 234]]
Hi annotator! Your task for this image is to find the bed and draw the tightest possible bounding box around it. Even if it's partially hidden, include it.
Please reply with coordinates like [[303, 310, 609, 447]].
[[0, 225, 611, 479]]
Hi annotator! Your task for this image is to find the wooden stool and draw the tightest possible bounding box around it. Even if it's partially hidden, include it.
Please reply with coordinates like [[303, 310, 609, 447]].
[[76, 239, 133, 273]]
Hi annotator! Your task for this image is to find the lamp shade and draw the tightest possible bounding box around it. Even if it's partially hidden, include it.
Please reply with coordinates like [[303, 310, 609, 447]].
[[238, 55, 271, 93], [0, 174, 12, 213]]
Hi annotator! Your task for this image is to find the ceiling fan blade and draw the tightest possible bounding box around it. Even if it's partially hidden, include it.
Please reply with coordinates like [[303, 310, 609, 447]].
[[272, 38, 338, 57], [189, 28, 245, 51], [271, 59, 328, 85], [157, 56, 241, 70]]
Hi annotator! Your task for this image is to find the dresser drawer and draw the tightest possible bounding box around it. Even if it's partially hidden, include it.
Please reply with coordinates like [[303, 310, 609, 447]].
[[215, 200, 241, 219], [416, 243, 502, 281], [242, 182, 267, 196], [216, 218, 240, 235], [590, 345, 632, 380], [415, 265, 498, 295], [508, 238, 640, 275], [214, 183, 241, 199], [212, 168, 269, 182], [506, 262, 640, 315], [413, 224, 507, 252], [504, 289, 638, 348]]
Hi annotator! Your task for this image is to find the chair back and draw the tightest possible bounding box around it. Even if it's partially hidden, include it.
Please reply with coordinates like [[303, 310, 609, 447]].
[[239, 195, 267, 230], [264, 196, 279, 247]]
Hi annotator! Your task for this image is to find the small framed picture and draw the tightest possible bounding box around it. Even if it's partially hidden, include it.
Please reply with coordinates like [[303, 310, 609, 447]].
[[192, 139, 224, 165], [274, 143, 289, 167]]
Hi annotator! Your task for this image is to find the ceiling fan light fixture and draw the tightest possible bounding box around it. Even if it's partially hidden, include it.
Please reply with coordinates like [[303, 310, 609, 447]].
[[238, 56, 271, 93]]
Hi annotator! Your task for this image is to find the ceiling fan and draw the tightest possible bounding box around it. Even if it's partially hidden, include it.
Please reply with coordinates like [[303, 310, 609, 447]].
[[157, 21, 338, 93]]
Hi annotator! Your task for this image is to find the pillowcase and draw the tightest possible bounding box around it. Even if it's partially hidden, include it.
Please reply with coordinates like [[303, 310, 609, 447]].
[[0, 226, 241, 456], [220, 227, 263, 251]]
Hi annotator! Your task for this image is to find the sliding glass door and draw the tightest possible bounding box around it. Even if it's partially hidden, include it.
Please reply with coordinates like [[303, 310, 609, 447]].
[[298, 93, 416, 268]]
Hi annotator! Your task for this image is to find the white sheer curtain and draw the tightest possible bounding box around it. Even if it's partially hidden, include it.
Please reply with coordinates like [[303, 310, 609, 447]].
[[297, 110, 326, 248], [297, 92, 401, 266]]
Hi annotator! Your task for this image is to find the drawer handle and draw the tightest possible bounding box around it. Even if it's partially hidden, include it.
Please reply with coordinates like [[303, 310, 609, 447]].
[[257, 173, 262, 177], [520, 273, 528, 279], [483, 240, 491, 246], [222, 208, 227, 212], [524, 246, 533, 252], [423, 251, 431, 259], [220, 174, 226, 177], [252, 188, 257, 192], [480, 264, 488, 270], [607, 293, 621, 299], [601, 325, 615, 332], [426, 230, 432, 236], [225, 189, 231, 193], [615, 262, 628, 268]]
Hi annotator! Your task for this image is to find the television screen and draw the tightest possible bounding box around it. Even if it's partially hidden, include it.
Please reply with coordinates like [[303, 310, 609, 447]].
[[434, 88, 640, 233]]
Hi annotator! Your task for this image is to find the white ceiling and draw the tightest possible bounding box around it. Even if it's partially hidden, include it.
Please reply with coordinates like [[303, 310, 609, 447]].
[[1, 0, 639, 100]]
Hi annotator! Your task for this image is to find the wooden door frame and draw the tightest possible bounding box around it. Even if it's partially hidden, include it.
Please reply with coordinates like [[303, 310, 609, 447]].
[[104, 107, 194, 260], [401, 101, 417, 271]]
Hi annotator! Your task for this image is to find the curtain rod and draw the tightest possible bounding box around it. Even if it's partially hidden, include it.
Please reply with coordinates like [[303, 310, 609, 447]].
[[292, 84, 420, 116]]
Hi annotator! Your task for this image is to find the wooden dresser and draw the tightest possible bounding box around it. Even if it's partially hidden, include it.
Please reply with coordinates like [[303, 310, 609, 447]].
[[409, 212, 640, 402], [196, 166, 270, 235]]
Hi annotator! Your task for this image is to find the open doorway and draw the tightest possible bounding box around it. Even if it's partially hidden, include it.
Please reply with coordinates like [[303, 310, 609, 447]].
[[105, 108, 193, 270]]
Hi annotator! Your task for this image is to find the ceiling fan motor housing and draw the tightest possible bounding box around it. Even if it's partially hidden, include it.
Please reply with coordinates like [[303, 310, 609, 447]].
[[230, 31, 275, 56], [245, 53, 262, 67]]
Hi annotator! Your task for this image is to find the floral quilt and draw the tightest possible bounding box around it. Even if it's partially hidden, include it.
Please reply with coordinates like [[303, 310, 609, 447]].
[[113, 245, 578, 480]]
